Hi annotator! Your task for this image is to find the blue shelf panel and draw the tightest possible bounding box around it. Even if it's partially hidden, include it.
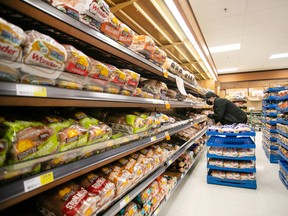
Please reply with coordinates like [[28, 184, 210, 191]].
[[279, 150, 288, 163], [277, 107, 288, 113], [263, 96, 278, 101], [264, 87, 286, 93], [262, 145, 279, 164], [262, 120, 277, 126], [206, 131, 256, 137], [263, 104, 278, 109], [277, 129, 288, 139], [263, 112, 277, 117], [276, 95, 288, 101], [277, 118, 288, 125], [279, 172, 288, 190], [207, 153, 256, 161], [207, 136, 255, 148], [277, 139, 288, 151], [262, 127, 277, 134], [207, 165, 256, 173], [279, 160, 288, 176], [207, 175, 257, 189]]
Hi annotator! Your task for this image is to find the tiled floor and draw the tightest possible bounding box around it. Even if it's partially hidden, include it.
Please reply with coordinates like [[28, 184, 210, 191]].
[[158, 132, 288, 216]]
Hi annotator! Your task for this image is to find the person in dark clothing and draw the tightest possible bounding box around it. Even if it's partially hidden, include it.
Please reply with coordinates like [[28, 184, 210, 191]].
[[205, 92, 247, 125]]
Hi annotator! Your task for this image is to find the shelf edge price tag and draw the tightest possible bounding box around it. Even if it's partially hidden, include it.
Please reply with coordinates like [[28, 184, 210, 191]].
[[150, 136, 157, 142], [167, 159, 172, 166], [24, 172, 54, 192], [154, 208, 160, 216], [120, 195, 130, 208], [16, 85, 47, 97], [165, 131, 170, 140], [163, 69, 169, 78], [165, 101, 171, 109]]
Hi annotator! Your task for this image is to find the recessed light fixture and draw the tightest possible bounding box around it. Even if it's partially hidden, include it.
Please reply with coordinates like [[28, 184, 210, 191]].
[[210, 43, 241, 53], [217, 68, 238, 73], [269, 53, 288, 59]]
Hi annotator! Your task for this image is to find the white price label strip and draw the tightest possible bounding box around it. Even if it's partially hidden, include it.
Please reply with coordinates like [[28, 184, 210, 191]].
[[150, 136, 157, 142], [167, 159, 173, 166], [16, 85, 47, 97], [175, 76, 187, 95], [24, 172, 54, 192], [120, 195, 130, 208], [154, 208, 160, 216]]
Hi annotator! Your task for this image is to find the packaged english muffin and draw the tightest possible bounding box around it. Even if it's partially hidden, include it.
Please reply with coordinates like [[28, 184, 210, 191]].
[[23, 30, 67, 70], [0, 18, 26, 62]]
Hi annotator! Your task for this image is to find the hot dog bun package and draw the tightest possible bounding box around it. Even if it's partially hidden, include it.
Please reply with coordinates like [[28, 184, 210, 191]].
[[1, 117, 59, 165], [75, 172, 116, 207], [37, 182, 99, 216], [85, 58, 110, 92], [130, 35, 156, 58], [0, 18, 25, 63]]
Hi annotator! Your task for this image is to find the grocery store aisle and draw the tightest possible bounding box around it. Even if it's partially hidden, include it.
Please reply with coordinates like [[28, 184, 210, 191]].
[[159, 132, 288, 216]]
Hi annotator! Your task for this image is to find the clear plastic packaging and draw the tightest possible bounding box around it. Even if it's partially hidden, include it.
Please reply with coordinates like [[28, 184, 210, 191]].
[[130, 35, 156, 58], [105, 64, 126, 94], [100, 13, 121, 41], [21, 73, 55, 86], [0, 63, 20, 82], [118, 23, 134, 47]]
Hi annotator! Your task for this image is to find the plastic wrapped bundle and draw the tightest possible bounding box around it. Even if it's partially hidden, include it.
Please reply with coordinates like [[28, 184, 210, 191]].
[[139, 79, 168, 100], [130, 35, 156, 58]]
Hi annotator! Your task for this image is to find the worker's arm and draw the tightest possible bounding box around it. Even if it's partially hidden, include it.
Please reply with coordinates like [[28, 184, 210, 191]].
[[208, 100, 226, 122]]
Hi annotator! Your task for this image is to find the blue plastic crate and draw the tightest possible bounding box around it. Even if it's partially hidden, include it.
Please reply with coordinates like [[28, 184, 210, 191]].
[[207, 136, 255, 148], [207, 173, 257, 189], [262, 145, 279, 164], [207, 165, 256, 173], [277, 118, 288, 125], [262, 127, 277, 134], [279, 150, 288, 163], [276, 95, 288, 101], [279, 171, 288, 190], [263, 96, 278, 101], [207, 153, 256, 161], [279, 160, 288, 176], [263, 104, 278, 109], [277, 139, 288, 151], [263, 112, 277, 118], [277, 129, 288, 139], [264, 87, 286, 93], [206, 131, 256, 137], [276, 107, 288, 113]]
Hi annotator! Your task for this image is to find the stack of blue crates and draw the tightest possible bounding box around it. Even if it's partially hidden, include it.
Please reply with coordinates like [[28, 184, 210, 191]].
[[206, 131, 257, 189]]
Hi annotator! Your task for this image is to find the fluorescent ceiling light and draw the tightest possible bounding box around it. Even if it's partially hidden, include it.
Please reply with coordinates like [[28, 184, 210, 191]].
[[210, 43, 241, 53], [164, 0, 217, 81], [217, 68, 238, 73], [269, 53, 288, 59]]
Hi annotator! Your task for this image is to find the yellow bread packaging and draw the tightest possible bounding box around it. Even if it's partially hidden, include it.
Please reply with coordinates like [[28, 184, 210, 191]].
[[0, 18, 26, 62], [23, 30, 67, 70]]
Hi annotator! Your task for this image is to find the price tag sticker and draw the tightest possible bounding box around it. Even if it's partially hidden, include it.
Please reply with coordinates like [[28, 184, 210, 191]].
[[16, 85, 47, 97], [150, 136, 157, 142], [163, 69, 169, 78], [165, 101, 171, 109], [24, 172, 54, 192], [181, 173, 184, 179], [120, 195, 130, 208], [175, 76, 187, 96], [154, 208, 160, 216], [165, 131, 171, 140], [167, 159, 173, 166]]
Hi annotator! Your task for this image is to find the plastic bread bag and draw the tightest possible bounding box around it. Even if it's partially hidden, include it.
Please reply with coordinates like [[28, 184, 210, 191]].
[[0, 18, 26, 62], [116, 156, 145, 183], [122, 69, 140, 92], [130, 35, 156, 58], [132, 112, 157, 129], [105, 64, 126, 94], [223, 160, 239, 168], [238, 148, 255, 157], [139, 80, 168, 100], [21, 73, 56, 86], [158, 143, 179, 157], [149, 46, 167, 66], [118, 22, 134, 47], [134, 187, 152, 205], [142, 91, 155, 99], [208, 159, 223, 167], [79, 13, 102, 31], [211, 170, 226, 179], [1, 117, 59, 165], [63, 45, 91, 76], [222, 148, 238, 157], [240, 173, 256, 180], [75, 172, 116, 206], [149, 180, 160, 197], [225, 172, 241, 180], [69, 111, 112, 145], [100, 164, 133, 196], [139, 148, 155, 172], [132, 88, 143, 97], [100, 12, 121, 41], [80, 0, 110, 24], [37, 182, 100, 216], [117, 202, 138, 216], [23, 30, 67, 70], [56, 71, 86, 90], [239, 160, 255, 169], [0, 63, 20, 83]]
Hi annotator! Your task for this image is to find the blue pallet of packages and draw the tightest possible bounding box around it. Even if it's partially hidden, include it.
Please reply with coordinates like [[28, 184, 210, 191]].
[[206, 130, 257, 189]]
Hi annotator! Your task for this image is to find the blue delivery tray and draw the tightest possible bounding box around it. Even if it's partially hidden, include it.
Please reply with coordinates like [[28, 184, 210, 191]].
[[206, 131, 255, 137], [207, 136, 255, 148], [276, 94, 288, 101], [278, 150, 288, 163], [277, 118, 288, 125], [262, 145, 279, 164], [276, 107, 288, 113], [262, 127, 277, 134], [263, 96, 278, 101], [207, 172, 257, 189], [277, 129, 288, 139], [262, 112, 277, 117], [279, 171, 288, 190], [207, 165, 256, 173], [263, 104, 278, 109], [264, 87, 286, 93], [279, 160, 288, 176], [207, 153, 256, 161], [277, 139, 288, 151]]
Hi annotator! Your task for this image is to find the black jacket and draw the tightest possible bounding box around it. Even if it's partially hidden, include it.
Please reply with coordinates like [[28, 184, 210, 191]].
[[208, 98, 247, 125]]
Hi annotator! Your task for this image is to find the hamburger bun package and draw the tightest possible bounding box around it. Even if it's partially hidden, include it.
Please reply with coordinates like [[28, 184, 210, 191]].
[[23, 30, 67, 70], [37, 182, 100, 216], [0, 18, 26, 63], [0, 63, 20, 83], [76, 172, 116, 207]]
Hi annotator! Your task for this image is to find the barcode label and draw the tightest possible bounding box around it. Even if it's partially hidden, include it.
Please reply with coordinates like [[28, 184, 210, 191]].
[[16, 85, 47, 97], [24, 177, 41, 192], [120, 195, 130, 208]]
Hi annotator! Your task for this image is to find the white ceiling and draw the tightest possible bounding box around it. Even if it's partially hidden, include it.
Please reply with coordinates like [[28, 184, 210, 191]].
[[189, 0, 288, 75]]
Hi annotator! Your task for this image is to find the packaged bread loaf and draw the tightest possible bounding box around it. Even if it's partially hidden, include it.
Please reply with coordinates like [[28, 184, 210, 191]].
[[240, 173, 256, 180], [0, 18, 26, 62], [121, 69, 140, 94], [130, 35, 156, 58], [45, 0, 82, 20], [211, 170, 225, 179], [226, 172, 241, 180], [118, 23, 134, 47], [23, 30, 67, 70], [21, 73, 55, 86], [56, 71, 86, 90], [208, 159, 224, 167], [139, 148, 155, 173], [134, 187, 152, 205], [100, 164, 132, 195], [63, 45, 91, 76], [0, 63, 20, 82], [223, 148, 238, 157], [1, 118, 58, 164], [37, 182, 99, 216], [105, 64, 126, 94], [150, 46, 167, 66], [118, 202, 138, 216], [76, 172, 116, 206], [223, 160, 239, 168], [81, 0, 110, 24], [139, 80, 168, 100], [100, 13, 121, 41]]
